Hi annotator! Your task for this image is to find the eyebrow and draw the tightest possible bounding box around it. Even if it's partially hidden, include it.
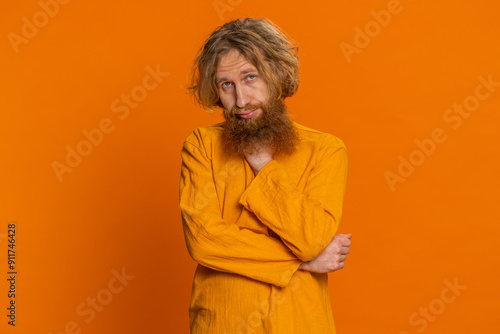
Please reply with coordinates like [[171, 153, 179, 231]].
[[216, 67, 258, 85]]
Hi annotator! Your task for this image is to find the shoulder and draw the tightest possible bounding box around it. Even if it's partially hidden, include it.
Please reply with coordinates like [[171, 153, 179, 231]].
[[182, 121, 346, 156], [181, 122, 225, 160], [183, 122, 225, 149], [293, 121, 346, 151]]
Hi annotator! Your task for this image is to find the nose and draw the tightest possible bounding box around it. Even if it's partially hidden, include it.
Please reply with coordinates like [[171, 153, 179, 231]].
[[234, 83, 249, 109]]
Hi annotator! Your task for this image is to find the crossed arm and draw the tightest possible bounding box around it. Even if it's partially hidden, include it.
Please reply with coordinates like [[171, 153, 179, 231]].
[[179, 130, 351, 287], [241, 138, 352, 273]]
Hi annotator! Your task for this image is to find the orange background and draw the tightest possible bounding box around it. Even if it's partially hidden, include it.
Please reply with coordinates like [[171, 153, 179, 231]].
[[1, 0, 499, 333]]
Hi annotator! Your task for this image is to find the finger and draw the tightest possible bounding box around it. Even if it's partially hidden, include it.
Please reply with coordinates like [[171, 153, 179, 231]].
[[339, 255, 347, 262], [334, 233, 352, 239], [341, 246, 350, 254], [330, 261, 345, 272], [339, 238, 351, 247]]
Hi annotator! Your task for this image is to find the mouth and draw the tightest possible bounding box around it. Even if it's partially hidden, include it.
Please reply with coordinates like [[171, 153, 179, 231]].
[[236, 108, 258, 119]]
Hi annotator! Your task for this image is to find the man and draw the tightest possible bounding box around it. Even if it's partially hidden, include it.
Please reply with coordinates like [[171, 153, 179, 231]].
[[179, 17, 352, 333]]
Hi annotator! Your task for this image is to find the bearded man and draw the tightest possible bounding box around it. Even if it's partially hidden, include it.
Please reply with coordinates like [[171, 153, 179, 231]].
[[179, 17, 352, 333]]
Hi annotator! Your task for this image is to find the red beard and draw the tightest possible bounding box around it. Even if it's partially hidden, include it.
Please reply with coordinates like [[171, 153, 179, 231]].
[[221, 98, 300, 158]]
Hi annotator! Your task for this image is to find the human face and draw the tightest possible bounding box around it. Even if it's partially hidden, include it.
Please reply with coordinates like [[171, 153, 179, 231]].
[[215, 49, 269, 120]]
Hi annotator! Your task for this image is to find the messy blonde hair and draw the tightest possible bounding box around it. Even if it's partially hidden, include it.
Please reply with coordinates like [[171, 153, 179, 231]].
[[186, 17, 300, 113]]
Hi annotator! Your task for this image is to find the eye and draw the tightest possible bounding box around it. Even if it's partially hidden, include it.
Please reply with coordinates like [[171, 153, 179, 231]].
[[220, 75, 256, 88]]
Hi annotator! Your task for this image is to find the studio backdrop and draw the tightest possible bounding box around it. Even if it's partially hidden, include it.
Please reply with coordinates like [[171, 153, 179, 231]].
[[1, 0, 499, 333]]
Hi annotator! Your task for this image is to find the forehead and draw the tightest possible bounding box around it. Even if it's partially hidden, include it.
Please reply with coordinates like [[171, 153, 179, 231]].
[[216, 49, 257, 76]]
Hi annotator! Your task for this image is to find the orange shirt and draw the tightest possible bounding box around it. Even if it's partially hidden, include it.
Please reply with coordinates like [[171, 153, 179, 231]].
[[179, 121, 348, 333]]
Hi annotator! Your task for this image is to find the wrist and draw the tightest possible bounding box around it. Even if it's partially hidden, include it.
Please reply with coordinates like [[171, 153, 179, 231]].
[[298, 262, 308, 271]]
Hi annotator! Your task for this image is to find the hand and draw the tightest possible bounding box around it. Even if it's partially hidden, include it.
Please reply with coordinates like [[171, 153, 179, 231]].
[[243, 144, 274, 174], [298, 234, 352, 273]]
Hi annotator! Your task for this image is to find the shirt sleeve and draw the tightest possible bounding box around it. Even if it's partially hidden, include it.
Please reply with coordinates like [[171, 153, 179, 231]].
[[179, 138, 302, 288], [238, 135, 348, 262]]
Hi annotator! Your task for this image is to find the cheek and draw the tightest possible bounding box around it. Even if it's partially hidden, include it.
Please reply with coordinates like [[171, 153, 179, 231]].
[[220, 97, 234, 109], [219, 93, 232, 107], [257, 85, 270, 101]]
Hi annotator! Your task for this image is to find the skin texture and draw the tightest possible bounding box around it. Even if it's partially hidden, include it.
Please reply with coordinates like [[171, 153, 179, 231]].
[[216, 49, 352, 273], [216, 49, 267, 122]]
